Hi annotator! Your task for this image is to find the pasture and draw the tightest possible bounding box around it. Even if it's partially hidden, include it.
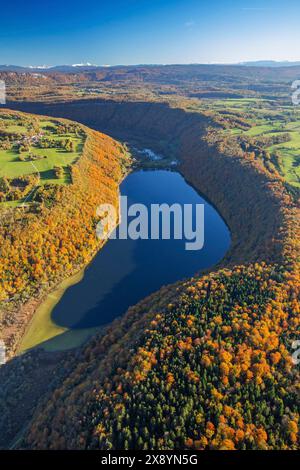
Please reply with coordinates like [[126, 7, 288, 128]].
[[210, 98, 300, 187], [0, 111, 85, 204]]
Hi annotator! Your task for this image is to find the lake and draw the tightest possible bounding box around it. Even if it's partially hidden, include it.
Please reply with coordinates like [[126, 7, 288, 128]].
[[20, 169, 230, 351], [53, 169, 230, 328]]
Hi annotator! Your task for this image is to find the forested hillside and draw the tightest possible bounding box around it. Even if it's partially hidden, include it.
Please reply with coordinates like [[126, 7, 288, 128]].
[[0, 110, 130, 358], [2, 63, 300, 103], [25, 264, 299, 450], [18, 100, 299, 450]]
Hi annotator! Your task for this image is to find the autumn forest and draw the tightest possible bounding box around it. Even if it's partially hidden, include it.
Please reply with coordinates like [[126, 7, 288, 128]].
[[0, 63, 299, 453]]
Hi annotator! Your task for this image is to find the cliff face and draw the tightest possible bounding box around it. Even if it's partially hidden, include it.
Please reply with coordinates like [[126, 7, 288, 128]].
[[7, 100, 286, 267]]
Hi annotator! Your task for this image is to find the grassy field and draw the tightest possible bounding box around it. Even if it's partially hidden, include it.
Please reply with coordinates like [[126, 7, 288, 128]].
[[0, 111, 85, 204], [202, 98, 300, 187], [267, 128, 300, 186], [0, 146, 81, 182]]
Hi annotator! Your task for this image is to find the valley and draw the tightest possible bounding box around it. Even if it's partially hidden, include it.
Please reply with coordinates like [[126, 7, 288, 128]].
[[0, 64, 299, 451], [19, 169, 230, 352]]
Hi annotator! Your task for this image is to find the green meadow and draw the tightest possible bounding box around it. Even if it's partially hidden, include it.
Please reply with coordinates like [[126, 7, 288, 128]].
[[0, 112, 85, 204], [208, 98, 300, 187]]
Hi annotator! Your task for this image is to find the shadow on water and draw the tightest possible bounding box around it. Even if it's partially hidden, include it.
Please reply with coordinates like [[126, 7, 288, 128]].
[[0, 169, 231, 447], [50, 170, 231, 331]]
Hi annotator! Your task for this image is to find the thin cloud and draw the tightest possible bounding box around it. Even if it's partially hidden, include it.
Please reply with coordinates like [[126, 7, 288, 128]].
[[184, 21, 195, 28]]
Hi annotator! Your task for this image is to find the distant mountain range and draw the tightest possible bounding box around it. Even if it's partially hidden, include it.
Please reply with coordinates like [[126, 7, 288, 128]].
[[239, 60, 300, 67], [1, 61, 300, 74], [0, 63, 108, 73]]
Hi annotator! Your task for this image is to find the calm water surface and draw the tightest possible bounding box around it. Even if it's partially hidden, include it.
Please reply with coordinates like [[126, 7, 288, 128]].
[[52, 170, 230, 329]]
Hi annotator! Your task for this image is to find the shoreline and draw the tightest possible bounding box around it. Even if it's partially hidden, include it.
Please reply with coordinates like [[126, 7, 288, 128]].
[[15, 173, 131, 355], [18, 162, 232, 355], [5, 93, 282, 358], [0, 123, 132, 360], [18, 269, 84, 353]]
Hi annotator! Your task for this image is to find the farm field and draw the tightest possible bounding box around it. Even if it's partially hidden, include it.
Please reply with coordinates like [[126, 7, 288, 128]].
[[202, 98, 300, 187], [0, 111, 85, 204]]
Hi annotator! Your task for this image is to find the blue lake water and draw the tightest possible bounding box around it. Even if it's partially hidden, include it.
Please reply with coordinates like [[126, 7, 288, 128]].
[[52, 170, 230, 329]]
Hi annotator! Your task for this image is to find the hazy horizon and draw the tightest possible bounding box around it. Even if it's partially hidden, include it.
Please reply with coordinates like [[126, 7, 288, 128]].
[[2, 60, 300, 69]]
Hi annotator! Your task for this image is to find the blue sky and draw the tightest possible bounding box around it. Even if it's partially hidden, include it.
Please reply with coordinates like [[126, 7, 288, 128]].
[[0, 0, 299, 66]]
